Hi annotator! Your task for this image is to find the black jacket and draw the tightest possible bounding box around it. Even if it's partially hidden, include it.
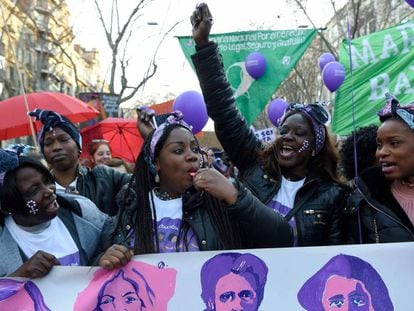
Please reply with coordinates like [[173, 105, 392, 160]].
[[345, 166, 414, 243], [101, 182, 293, 253], [191, 42, 346, 246], [76, 165, 131, 216]]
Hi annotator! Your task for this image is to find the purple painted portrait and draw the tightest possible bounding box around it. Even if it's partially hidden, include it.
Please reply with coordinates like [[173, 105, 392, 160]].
[[74, 261, 176, 311], [200, 252, 268, 311], [297, 254, 393, 311], [0, 279, 50, 311]]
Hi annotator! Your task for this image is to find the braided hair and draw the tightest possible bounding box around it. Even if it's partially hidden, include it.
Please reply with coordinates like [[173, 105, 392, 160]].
[[116, 122, 241, 254]]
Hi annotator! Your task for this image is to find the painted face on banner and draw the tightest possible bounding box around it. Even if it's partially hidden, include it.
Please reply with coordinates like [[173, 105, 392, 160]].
[[98, 274, 143, 311], [322, 276, 374, 311], [214, 273, 257, 311], [0, 287, 35, 311]]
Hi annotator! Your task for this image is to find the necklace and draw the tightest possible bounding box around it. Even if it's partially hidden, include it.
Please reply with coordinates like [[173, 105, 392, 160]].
[[154, 187, 174, 201]]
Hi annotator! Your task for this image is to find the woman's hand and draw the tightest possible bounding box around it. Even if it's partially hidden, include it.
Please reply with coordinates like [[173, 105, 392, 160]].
[[9, 251, 60, 278], [193, 168, 238, 205], [191, 3, 213, 47], [99, 244, 134, 270], [137, 106, 156, 140]]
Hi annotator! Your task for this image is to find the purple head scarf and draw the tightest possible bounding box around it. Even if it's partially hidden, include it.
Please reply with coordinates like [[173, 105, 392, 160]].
[[377, 93, 414, 129], [146, 111, 193, 174], [281, 103, 331, 154]]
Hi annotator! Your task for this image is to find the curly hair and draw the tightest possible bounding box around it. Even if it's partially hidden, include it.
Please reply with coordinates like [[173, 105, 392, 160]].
[[339, 125, 378, 180]]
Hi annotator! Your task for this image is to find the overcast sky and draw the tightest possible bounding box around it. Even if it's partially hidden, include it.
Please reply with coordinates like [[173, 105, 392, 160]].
[[66, 0, 347, 107]]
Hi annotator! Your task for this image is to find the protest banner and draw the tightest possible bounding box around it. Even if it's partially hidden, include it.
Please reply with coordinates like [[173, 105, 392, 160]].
[[1, 242, 412, 310], [254, 127, 275, 142], [333, 20, 414, 135], [177, 29, 316, 125]]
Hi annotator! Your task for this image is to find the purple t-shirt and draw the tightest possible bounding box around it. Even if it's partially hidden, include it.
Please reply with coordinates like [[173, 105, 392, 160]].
[[128, 192, 199, 252]]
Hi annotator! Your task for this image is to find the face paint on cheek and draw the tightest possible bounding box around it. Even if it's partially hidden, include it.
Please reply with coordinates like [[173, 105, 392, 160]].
[[26, 200, 39, 215], [298, 139, 310, 153]]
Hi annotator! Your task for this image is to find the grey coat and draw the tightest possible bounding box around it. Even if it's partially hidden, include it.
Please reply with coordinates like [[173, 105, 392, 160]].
[[0, 195, 107, 277]]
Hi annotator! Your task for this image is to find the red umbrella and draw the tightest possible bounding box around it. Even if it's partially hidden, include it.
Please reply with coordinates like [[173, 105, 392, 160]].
[[0, 92, 99, 140], [81, 118, 144, 164]]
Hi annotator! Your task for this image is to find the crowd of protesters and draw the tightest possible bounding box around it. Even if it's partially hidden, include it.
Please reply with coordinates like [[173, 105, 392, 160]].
[[0, 3, 413, 284]]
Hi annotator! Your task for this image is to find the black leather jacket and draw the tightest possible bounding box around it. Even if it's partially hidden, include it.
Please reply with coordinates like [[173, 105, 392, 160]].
[[101, 182, 293, 253], [76, 165, 131, 216], [191, 42, 346, 246], [345, 167, 414, 243]]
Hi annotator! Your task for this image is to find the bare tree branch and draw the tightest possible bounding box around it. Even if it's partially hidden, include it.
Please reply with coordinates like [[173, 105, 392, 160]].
[[94, 0, 154, 94], [291, 0, 338, 57]]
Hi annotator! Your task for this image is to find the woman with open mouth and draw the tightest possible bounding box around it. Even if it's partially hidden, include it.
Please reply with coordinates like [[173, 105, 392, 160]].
[[0, 152, 106, 278], [346, 94, 414, 243], [97, 111, 292, 269], [189, 3, 346, 247]]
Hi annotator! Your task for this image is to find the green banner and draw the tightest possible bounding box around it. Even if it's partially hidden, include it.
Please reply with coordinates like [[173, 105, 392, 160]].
[[177, 29, 316, 124], [333, 20, 414, 135]]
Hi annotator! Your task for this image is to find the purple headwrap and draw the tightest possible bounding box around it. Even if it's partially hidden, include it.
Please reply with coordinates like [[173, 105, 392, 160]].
[[281, 103, 330, 154], [146, 111, 193, 174], [28, 109, 82, 152], [377, 93, 414, 129]]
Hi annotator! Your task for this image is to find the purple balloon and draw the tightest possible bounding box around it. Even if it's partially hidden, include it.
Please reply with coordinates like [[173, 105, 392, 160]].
[[318, 52, 336, 71], [245, 52, 267, 79], [267, 98, 289, 127], [173, 90, 208, 134], [322, 61, 346, 92], [406, 0, 414, 8]]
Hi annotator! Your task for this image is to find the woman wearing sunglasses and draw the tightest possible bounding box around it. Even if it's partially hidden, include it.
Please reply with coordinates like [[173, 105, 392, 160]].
[[190, 3, 346, 246]]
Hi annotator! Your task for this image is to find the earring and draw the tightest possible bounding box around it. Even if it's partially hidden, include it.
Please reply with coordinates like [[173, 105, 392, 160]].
[[154, 172, 160, 183], [26, 200, 39, 215], [312, 150, 316, 157]]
